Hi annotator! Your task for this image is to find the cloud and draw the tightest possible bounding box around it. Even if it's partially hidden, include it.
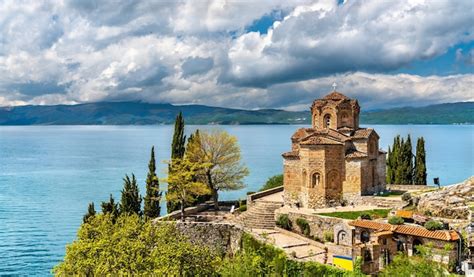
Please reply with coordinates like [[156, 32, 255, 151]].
[[0, 0, 472, 110]]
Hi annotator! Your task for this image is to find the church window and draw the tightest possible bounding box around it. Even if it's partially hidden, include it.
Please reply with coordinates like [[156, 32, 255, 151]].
[[324, 114, 331, 128], [311, 172, 320, 188]]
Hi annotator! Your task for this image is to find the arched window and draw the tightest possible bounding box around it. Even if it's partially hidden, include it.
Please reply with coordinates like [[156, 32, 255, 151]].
[[311, 172, 320, 188], [361, 230, 370, 243], [337, 230, 347, 245], [324, 114, 331, 128]]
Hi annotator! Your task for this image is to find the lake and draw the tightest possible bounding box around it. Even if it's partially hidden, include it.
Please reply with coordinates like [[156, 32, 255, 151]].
[[0, 124, 473, 275]]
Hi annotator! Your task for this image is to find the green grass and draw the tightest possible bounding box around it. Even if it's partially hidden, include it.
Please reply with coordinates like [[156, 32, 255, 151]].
[[316, 209, 391, 220], [379, 191, 405, 197]]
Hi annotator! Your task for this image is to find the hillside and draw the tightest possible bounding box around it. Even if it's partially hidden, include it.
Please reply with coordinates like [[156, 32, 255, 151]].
[[0, 101, 472, 125]]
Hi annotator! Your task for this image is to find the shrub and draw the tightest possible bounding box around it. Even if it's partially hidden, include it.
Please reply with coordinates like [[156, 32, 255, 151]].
[[424, 220, 444, 231], [323, 231, 334, 243], [296, 218, 310, 237], [259, 174, 283, 191], [238, 205, 247, 212], [388, 216, 404, 225], [360, 212, 372, 220], [401, 192, 412, 202], [246, 191, 255, 195], [276, 214, 292, 230]]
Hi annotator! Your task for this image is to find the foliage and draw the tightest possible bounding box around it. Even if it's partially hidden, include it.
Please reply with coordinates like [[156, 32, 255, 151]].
[[359, 212, 372, 220], [259, 174, 283, 191], [238, 204, 247, 212], [296, 218, 310, 236], [186, 129, 212, 206], [167, 112, 187, 213], [388, 216, 404, 225], [144, 146, 162, 218], [414, 137, 427, 185], [276, 214, 292, 230], [185, 129, 249, 209], [424, 220, 444, 231], [100, 194, 119, 222], [53, 214, 219, 276], [324, 231, 334, 243], [380, 244, 453, 277], [387, 134, 427, 185], [218, 233, 349, 277], [162, 158, 211, 221], [119, 174, 142, 216], [401, 192, 412, 202], [83, 202, 96, 223], [317, 209, 391, 220]]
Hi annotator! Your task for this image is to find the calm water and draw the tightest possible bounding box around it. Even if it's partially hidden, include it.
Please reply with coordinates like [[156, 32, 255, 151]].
[[0, 125, 473, 275]]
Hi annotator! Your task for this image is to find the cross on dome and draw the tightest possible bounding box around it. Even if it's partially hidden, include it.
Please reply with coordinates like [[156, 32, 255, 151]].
[[332, 82, 337, 91]]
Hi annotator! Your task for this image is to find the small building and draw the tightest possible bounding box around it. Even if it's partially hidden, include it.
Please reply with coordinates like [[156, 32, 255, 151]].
[[343, 220, 461, 274], [282, 91, 386, 209]]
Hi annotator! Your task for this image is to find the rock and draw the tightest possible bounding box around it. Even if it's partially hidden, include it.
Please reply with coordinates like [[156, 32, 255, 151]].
[[417, 176, 473, 220]]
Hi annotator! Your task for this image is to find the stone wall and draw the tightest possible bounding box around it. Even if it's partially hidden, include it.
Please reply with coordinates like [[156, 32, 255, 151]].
[[276, 209, 346, 241], [155, 221, 244, 256]]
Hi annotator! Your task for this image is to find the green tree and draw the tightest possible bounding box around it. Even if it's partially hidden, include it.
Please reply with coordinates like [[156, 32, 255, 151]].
[[119, 174, 142, 216], [162, 158, 211, 221], [414, 137, 427, 185], [403, 134, 414, 183], [259, 174, 283, 191], [167, 112, 187, 213], [386, 146, 393, 184], [144, 146, 162, 218], [186, 129, 249, 210], [392, 135, 401, 184], [186, 130, 212, 206], [53, 214, 219, 276], [101, 194, 119, 222], [83, 202, 96, 223]]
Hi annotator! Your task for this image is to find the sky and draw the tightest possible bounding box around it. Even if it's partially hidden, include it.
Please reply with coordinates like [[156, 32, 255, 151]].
[[0, 0, 473, 110]]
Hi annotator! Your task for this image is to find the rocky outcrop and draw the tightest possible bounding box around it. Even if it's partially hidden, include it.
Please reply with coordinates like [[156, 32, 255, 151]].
[[417, 177, 473, 219]]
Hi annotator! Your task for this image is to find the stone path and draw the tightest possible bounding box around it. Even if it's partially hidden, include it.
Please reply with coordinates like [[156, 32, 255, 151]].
[[251, 228, 328, 263]]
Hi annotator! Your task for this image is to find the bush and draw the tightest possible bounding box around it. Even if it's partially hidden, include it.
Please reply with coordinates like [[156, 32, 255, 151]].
[[246, 191, 255, 195], [401, 192, 412, 202], [388, 216, 404, 225], [424, 220, 444, 231], [323, 231, 334, 243], [296, 218, 310, 237], [276, 214, 292, 230], [238, 205, 247, 212], [259, 174, 283, 191], [360, 212, 372, 220]]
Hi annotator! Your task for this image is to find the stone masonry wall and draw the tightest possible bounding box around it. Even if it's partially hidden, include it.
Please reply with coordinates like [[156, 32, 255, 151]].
[[155, 221, 244, 256]]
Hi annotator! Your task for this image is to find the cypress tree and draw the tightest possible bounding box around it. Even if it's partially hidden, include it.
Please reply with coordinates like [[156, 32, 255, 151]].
[[144, 146, 162, 218], [386, 146, 393, 184], [171, 112, 186, 160], [414, 137, 427, 185], [83, 202, 96, 223], [393, 136, 403, 184], [167, 112, 187, 213], [404, 134, 414, 184], [119, 174, 142, 215], [101, 194, 119, 222]]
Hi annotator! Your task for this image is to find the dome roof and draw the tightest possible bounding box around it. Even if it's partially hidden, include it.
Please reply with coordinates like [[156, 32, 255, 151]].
[[323, 91, 350, 100]]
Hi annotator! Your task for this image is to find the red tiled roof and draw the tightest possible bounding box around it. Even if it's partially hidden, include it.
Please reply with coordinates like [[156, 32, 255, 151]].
[[300, 136, 344, 145], [349, 220, 460, 241], [324, 91, 350, 100], [352, 128, 375, 139]]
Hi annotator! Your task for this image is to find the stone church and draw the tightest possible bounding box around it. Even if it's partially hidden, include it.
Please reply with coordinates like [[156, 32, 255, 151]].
[[282, 90, 386, 209]]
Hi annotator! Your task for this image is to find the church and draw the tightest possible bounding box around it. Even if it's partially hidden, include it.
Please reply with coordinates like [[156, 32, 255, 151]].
[[282, 89, 386, 209]]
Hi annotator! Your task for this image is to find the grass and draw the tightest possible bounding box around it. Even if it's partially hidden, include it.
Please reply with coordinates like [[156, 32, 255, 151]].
[[379, 191, 405, 197], [316, 209, 391, 220]]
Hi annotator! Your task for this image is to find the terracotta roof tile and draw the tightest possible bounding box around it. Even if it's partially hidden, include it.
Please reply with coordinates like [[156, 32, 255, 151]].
[[300, 135, 344, 145], [324, 91, 350, 100], [346, 149, 368, 159], [349, 220, 460, 241], [395, 210, 414, 219], [353, 128, 375, 139]]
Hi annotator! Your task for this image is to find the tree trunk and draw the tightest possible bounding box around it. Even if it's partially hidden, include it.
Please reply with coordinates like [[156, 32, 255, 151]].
[[212, 188, 219, 210], [180, 201, 185, 222]]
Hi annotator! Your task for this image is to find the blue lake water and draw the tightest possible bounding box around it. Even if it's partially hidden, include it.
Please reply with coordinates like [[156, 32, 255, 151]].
[[0, 124, 473, 275]]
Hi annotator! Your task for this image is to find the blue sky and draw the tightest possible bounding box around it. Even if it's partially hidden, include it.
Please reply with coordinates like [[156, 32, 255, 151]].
[[0, 0, 472, 110]]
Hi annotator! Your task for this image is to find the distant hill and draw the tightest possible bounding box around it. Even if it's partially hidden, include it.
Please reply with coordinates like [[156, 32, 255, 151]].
[[0, 101, 472, 125]]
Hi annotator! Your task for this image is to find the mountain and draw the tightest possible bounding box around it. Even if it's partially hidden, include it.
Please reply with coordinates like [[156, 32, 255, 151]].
[[0, 101, 472, 125]]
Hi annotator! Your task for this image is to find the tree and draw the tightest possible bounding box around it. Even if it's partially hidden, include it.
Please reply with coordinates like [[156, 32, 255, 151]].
[[162, 158, 211, 221], [186, 130, 212, 206], [119, 174, 142, 216], [392, 135, 401, 184], [186, 130, 249, 210], [101, 194, 119, 222], [260, 174, 283, 191], [144, 146, 162, 218], [167, 112, 187, 213], [386, 146, 393, 184], [83, 202, 96, 223], [53, 214, 219, 275], [403, 134, 414, 183], [414, 137, 427, 185]]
